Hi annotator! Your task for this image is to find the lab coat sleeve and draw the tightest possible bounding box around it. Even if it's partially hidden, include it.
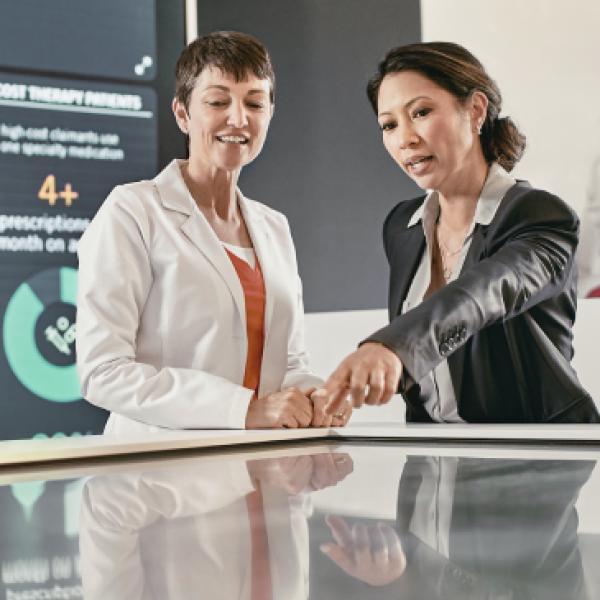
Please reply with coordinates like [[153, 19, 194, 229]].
[[280, 274, 324, 393]]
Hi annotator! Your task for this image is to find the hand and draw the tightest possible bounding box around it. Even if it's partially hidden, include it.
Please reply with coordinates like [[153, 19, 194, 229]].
[[321, 515, 406, 587], [311, 391, 352, 428], [307, 452, 354, 490], [245, 387, 314, 429], [247, 452, 353, 494], [312, 343, 402, 416], [247, 455, 315, 494]]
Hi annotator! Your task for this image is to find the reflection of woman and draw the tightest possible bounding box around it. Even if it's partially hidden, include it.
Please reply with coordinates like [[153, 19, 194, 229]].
[[323, 457, 594, 599], [80, 451, 353, 599], [77, 32, 351, 433], [321, 42, 599, 423], [80, 463, 312, 600]]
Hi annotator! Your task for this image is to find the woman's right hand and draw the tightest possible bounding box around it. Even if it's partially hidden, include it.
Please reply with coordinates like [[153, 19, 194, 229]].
[[314, 342, 402, 416], [321, 515, 406, 587], [245, 387, 314, 429]]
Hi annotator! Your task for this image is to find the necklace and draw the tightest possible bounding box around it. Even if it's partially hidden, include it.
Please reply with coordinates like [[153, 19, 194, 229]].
[[437, 225, 463, 257], [436, 223, 469, 281]]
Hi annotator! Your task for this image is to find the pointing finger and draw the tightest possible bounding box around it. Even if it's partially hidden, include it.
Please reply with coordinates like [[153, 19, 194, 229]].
[[326, 514, 354, 548], [324, 386, 350, 416]]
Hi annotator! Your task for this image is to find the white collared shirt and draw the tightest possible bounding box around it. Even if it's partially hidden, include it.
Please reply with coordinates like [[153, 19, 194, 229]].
[[402, 163, 517, 422]]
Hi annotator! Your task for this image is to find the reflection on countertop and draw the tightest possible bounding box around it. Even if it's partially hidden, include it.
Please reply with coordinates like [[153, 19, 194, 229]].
[[321, 457, 595, 600], [79, 450, 353, 600], [78, 447, 598, 600]]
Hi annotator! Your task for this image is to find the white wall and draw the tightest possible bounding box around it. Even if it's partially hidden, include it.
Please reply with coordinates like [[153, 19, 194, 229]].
[[571, 299, 600, 399], [421, 0, 600, 217], [304, 310, 406, 423]]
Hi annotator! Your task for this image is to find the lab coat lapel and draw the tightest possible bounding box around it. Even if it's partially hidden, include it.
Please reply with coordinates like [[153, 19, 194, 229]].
[[181, 214, 247, 333], [238, 194, 276, 341], [153, 161, 247, 335]]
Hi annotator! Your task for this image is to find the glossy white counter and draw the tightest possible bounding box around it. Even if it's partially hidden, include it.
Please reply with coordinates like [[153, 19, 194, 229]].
[[1, 422, 600, 467]]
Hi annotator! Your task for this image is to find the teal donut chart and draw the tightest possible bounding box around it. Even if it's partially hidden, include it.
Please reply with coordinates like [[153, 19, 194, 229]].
[[3, 267, 81, 403]]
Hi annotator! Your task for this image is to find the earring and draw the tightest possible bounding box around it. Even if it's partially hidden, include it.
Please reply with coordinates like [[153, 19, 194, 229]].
[[476, 121, 483, 135]]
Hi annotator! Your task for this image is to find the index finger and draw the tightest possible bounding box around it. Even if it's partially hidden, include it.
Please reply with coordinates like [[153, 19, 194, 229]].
[[326, 514, 354, 548], [378, 523, 403, 564], [313, 366, 352, 416], [323, 386, 350, 416]]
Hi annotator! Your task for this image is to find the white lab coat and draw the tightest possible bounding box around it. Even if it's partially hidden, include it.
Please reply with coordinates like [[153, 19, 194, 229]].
[[76, 159, 323, 433]]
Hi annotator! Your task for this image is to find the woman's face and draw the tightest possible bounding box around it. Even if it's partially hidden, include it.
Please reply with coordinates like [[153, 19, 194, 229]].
[[377, 71, 485, 196], [173, 67, 273, 173]]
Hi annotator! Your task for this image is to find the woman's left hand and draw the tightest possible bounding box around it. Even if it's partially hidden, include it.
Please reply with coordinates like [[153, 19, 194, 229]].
[[247, 451, 353, 494]]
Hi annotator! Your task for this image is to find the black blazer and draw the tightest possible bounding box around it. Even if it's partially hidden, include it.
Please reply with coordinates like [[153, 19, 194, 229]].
[[365, 181, 599, 423]]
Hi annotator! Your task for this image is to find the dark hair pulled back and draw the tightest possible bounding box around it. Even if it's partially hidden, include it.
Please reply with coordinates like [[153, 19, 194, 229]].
[[366, 42, 525, 172]]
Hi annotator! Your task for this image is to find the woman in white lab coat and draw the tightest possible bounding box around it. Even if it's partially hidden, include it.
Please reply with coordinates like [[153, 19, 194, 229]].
[[76, 32, 351, 433]]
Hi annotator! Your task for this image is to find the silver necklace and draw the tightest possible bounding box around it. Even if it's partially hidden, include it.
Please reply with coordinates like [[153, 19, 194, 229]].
[[437, 224, 463, 257], [437, 223, 468, 281]]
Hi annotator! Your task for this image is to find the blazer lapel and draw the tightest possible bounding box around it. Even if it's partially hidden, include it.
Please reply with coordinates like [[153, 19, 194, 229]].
[[389, 225, 426, 319], [153, 160, 247, 334]]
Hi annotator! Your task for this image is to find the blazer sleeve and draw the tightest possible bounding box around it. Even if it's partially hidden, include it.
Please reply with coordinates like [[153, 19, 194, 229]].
[[76, 186, 255, 430], [364, 188, 579, 386]]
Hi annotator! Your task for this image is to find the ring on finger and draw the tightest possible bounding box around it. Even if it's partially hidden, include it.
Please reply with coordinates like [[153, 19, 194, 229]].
[[334, 413, 345, 419]]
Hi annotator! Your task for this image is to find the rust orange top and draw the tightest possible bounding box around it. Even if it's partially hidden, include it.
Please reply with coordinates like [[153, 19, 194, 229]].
[[224, 247, 266, 395]]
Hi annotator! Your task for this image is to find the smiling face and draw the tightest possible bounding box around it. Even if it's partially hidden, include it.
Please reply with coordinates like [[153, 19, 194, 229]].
[[173, 67, 273, 174], [377, 70, 487, 197]]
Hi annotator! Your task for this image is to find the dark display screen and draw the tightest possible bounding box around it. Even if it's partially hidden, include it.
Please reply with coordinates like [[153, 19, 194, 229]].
[[0, 1, 184, 439], [0, 0, 157, 81]]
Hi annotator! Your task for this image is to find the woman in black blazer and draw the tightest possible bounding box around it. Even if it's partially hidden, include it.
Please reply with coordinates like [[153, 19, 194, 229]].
[[315, 42, 599, 423]]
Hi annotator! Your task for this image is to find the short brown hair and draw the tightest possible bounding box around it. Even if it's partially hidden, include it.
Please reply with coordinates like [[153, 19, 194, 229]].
[[175, 31, 275, 111], [367, 42, 525, 172]]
